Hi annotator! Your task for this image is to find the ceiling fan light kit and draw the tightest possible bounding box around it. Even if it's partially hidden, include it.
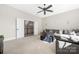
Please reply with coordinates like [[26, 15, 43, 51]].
[[37, 4, 53, 15]]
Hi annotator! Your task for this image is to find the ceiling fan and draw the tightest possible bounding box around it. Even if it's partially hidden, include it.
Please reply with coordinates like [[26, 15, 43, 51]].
[[37, 4, 53, 15]]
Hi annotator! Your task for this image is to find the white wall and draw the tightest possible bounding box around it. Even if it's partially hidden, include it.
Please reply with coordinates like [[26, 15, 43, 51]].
[[0, 5, 42, 41], [42, 8, 79, 30], [34, 21, 39, 35]]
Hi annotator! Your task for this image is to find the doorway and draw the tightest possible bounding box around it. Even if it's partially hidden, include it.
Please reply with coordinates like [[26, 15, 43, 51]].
[[16, 18, 35, 39], [24, 20, 34, 37]]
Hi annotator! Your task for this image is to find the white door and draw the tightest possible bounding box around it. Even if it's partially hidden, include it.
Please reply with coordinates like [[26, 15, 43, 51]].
[[16, 18, 24, 39]]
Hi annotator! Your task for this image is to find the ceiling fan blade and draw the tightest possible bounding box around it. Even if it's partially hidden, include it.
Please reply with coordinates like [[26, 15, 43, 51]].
[[45, 5, 52, 10], [46, 10, 53, 12], [38, 6, 43, 9], [44, 11, 46, 15], [37, 10, 43, 13]]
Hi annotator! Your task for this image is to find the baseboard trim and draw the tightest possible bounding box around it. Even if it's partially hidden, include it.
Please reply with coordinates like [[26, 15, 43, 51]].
[[4, 37, 16, 42]]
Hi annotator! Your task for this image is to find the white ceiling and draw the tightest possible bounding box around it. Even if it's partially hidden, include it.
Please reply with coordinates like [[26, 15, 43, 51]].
[[7, 4, 79, 18]]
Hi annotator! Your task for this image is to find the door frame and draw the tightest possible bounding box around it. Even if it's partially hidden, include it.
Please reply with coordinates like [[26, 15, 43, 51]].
[[16, 18, 39, 39]]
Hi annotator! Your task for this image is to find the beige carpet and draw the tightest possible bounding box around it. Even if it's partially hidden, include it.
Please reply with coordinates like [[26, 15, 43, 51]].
[[3, 36, 56, 54]]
